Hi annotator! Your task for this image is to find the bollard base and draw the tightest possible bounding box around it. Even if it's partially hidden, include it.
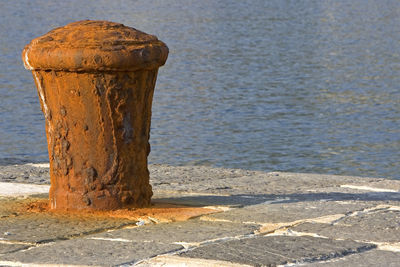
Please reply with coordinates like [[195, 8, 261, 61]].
[[49, 186, 152, 211]]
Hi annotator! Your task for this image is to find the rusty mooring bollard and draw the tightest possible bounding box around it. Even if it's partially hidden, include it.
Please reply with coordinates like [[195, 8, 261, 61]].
[[22, 20, 168, 210]]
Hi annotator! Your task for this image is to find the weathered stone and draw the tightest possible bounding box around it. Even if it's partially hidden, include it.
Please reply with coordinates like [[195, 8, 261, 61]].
[[149, 165, 400, 198], [0, 164, 50, 184], [179, 235, 375, 266], [137, 255, 251, 267], [292, 209, 400, 243], [153, 194, 268, 207], [0, 243, 31, 254], [203, 200, 385, 225], [3, 164, 400, 196], [305, 250, 400, 266], [92, 219, 258, 245], [0, 212, 135, 243], [2, 238, 182, 266], [1, 164, 400, 266], [22, 21, 168, 210]]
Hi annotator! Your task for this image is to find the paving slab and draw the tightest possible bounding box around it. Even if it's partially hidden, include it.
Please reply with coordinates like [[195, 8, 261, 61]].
[[292, 209, 400, 243], [0, 164, 400, 266], [150, 169, 362, 196], [1, 238, 182, 266], [0, 196, 137, 244], [92, 219, 258, 245], [179, 235, 375, 266], [0, 212, 135, 244], [153, 194, 273, 207], [154, 189, 400, 210], [5, 164, 400, 195], [0, 243, 31, 254], [137, 255, 251, 266], [202, 200, 386, 225], [0, 199, 219, 246], [304, 249, 400, 267]]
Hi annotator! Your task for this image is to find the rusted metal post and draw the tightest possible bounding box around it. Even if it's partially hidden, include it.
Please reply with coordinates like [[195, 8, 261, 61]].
[[22, 20, 168, 210]]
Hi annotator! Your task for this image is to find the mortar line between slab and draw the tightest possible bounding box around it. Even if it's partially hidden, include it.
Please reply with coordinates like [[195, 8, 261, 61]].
[[130, 232, 262, 266], [0, 221, 141, 257], [328, 204, 393, 225], [130, 200, 398, 266], [0, 240, 36, 246], [124, 246, 186, 266], [254, 203, 396, 236], [37, 221, 140, 245], [133, 255, 253, 267]]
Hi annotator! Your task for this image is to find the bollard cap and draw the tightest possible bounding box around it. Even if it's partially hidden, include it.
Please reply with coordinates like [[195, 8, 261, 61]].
[[22, 20, 169, 72]]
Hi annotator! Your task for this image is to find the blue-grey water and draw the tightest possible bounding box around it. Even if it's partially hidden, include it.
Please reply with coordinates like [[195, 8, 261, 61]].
[[0, 0, 399, 179]]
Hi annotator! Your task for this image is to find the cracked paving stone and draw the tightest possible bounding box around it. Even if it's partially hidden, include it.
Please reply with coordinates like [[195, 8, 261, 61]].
[[179, 235, 375, 266], [0, 243, 31, 254], [91, 219, 258, 245], [292, 209, 400, 243], [304, 249, 400, 266], [203, 200, 385, 224], [1, 238, 182, 266], [0, 213, 135, 243]]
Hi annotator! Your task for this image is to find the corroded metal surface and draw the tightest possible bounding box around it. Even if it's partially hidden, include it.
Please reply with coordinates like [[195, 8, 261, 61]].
[[22, 21, 168, 210], [22, 20, 168, 72]]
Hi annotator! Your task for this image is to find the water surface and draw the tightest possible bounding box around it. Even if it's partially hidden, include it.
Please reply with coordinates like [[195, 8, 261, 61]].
[[1, 0, 399, 179]]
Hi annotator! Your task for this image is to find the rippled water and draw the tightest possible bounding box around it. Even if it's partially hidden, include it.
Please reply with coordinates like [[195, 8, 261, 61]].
[[1, 0, 399, 179]]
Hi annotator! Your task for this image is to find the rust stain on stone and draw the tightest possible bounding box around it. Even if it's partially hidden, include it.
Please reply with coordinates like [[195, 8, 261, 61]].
[[18, 198, 217, 223], [22, 21, 168, 211]]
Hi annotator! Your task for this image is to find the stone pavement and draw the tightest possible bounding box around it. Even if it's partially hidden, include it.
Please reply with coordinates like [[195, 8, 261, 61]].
[[0, 164, 399, 266]]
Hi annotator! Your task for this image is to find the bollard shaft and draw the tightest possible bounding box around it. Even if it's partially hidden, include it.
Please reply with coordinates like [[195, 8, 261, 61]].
[[22, 21, 168, 210]]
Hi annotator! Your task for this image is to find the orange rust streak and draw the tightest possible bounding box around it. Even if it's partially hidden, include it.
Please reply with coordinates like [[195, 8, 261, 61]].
[[19, 199, 217, 223]]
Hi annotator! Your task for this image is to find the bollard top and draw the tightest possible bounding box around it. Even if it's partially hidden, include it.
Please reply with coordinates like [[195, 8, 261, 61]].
[[22, 20, 169, 72]]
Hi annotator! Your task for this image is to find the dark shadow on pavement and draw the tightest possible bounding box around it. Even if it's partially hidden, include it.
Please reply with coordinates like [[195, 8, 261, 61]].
[[153, 191, 400, 207]]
